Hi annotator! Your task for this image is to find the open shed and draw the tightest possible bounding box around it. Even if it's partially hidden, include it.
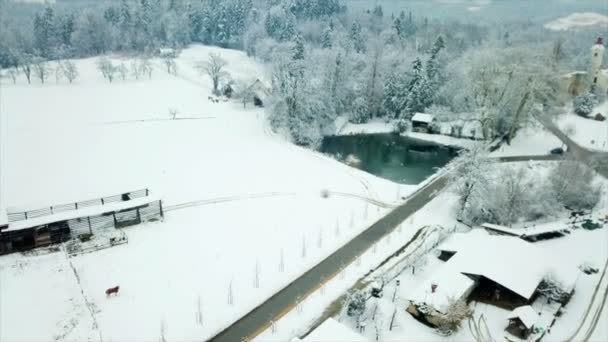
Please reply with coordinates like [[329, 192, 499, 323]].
[[506, 305, 539, 339], [411, 113, 436, 133]]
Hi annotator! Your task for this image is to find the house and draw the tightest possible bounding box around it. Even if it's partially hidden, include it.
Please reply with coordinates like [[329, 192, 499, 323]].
[[294, 318, 368, 342], [411, 113, 436, 133], [0, 189, 163, 254], [562, 37, 608, 96], [407, 230, 577, 326], [506, 305, 539, 339]]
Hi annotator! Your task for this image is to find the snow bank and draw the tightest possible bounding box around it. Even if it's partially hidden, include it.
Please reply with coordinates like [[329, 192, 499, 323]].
[[490, 126, 562, 157], [557, 102, 608, 152], [544, 12, 608, 31]]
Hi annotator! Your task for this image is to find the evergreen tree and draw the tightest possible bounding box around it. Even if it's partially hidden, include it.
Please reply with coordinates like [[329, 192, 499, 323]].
[[292, 33, 305, 60], [382, 72, 408, 118], [405, 58, 432, 114], [321, 25, 333, 49], [265, 5, 296, 42], [33, 6, 56, 57], [349, 21, 365, 53]]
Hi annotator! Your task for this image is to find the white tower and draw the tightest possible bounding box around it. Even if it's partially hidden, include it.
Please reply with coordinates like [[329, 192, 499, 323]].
[[591, 37, 605, 85]]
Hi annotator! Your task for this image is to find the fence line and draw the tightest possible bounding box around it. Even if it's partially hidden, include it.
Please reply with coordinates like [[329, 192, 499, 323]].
[[7, 189, 150, 222]]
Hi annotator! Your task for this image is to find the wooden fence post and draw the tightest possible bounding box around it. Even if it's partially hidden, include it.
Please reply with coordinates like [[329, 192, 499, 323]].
[[87, 216, 93, 234], [159, 200, 164, 218], [136, 208, 141, 223], [113, 213, 118, 228]]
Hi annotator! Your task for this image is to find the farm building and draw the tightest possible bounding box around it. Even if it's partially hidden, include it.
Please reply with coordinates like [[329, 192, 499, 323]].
[[506, 305, 539, 339], [0, 189, 163, 254], [481, 222, 570, 242], [294, 318, 368, 342], [411, 113, 436, 133], [246, 79, 271, 107], [407, 230, 577, 326]]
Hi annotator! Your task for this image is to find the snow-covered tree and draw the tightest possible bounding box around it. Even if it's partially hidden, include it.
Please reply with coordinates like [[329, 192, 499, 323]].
[[5, 67, 18, 84], [19, 54, 34, 84], [292, 33, 305, 60], [117, 62, 128, 80], [436, 297, 473, 336], [350, 96, 370, 123], [197, 53, 229, 95], [265, 5, 296, 42], [321, 24, 333, 49], [549, 160, 601, 210], [573, 92, 597, 117], [96, 57, 116, 82], [61, 61, 78, 83], [346, 290, 367, 324]]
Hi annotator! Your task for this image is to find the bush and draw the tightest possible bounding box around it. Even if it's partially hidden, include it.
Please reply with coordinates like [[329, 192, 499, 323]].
[[549, 161, 601, 210], [436, 297, 472, 336], [394, 118, 410, 133], [349, 97, 371, 124], [346, 290, 367, 318], [573, 92, 597, 117]]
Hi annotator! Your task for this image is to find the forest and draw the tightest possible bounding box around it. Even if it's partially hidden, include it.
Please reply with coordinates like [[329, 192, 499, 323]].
[[0, 0, 606, 146]]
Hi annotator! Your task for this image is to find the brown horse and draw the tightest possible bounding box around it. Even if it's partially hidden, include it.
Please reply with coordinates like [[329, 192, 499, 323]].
[[105, 285, 120, 297]]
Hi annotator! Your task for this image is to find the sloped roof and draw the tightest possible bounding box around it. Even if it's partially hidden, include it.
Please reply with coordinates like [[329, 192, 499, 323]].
[[481, 222, 569, 238], [508, 305, 539, 328], [412, 113, 435, 123], [435, 230, 577, 301], [301, 318, 368, 342], [406, 262, 476, 314]]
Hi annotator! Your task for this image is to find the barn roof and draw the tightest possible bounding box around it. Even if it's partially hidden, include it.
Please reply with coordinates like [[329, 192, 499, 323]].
[[508, 305, 539, 328], [5, 196, 160, 232], [412, 113, 435, 124], [481, 222, 570, 238], [433, 230, 577, 301], [297, 318, 368, 342]]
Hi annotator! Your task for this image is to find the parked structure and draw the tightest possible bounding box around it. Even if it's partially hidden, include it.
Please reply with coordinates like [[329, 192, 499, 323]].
[[0, 189, 163, 254], [411, 113, 436, 133], [506, 305, 539, 339]]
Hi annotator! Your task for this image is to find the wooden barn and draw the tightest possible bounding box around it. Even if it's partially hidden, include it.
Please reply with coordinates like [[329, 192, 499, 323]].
[[0, 189, 163, 255]]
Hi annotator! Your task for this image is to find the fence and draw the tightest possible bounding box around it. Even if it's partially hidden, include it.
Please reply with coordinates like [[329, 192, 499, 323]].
[[7, 189, 150, 222], [67, 200, 163, 236]]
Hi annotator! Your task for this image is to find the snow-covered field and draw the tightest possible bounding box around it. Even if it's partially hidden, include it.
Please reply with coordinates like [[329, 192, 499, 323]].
[[0, 45, 414, 341], [557, 102, 608, 152], [544, 12, 608, 31]]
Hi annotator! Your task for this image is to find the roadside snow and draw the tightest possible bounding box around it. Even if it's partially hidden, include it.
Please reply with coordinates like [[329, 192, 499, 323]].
[[490, 126, 562, 157]]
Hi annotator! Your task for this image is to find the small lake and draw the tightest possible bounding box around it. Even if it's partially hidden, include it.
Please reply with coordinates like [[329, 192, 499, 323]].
[[320, 133, 459, 185]]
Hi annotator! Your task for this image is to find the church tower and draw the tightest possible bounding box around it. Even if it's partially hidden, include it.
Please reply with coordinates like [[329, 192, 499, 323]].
[[591, 37, 605, 85]]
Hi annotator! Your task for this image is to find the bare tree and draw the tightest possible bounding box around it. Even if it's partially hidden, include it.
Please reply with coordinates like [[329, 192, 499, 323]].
[[196, 53, 229, 95], [32, 57, 50, 84], [168, 108, 178, 120], [19, 54, 33, 84], [163, 56, 177, 75], [117, 62, 128, 81], [96, 57, 116, 82], [130, 60, 141, 80], [54, 61, 64, 83], [160, 318, 167, 342], [6, 67, 18, 83], [139, 58, 153, 79], [62, 61, 79, 83]]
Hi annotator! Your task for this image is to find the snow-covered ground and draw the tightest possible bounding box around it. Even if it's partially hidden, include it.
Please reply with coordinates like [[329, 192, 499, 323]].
[[0, 45, 413, 341], [490, 125, 563, 157], [544, 12, 608, 31], [556, 102, 608, 152]]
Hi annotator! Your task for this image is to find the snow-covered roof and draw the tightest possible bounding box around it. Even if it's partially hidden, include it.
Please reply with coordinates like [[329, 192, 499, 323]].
[[406, 262, 476, 314], [412, 113, 435, 124], [434, 230, 577, 301], [481, 223, 569, 238], [5, 196, 160, 232], [301, 318, 368, 342], [508, 305, 539, 328]]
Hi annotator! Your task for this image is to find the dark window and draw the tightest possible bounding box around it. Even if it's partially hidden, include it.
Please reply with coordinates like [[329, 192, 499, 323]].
[[595, 52, 599, 57], [594, 77, 598, 83]]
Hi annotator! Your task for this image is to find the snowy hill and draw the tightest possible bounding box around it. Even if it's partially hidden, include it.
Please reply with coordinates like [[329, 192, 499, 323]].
[[0, 45, 412, 341], [544, 12, 608, 31]]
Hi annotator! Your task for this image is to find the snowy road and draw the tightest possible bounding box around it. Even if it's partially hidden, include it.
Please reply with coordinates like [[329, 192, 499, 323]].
[[209, 173, 451, 342]]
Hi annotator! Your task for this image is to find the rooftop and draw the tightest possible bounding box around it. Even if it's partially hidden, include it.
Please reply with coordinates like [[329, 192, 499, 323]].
[[412, 113, 435, 124], [481, 222, 570, 238], [508, 305, 539, 328]]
